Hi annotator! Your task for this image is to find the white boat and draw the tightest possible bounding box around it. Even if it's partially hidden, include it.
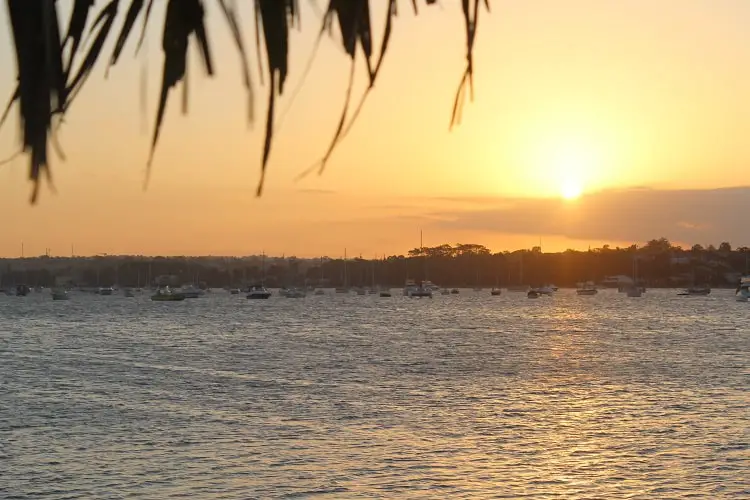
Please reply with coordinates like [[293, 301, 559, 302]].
[[179, 284, 205, 299], [404, 280, 433, 298], [247, 285, 272, 299], [736, 276, 750, 300], [51, 288, 69, 300], [285, 287, 306, 298]]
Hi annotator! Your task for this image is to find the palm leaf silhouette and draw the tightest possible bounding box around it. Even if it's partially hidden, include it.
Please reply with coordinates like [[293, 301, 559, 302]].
[[2, 0, 488, 202]]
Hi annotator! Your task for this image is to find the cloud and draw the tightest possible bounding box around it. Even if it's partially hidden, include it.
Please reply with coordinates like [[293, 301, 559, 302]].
[[425, 186, 750, 246]]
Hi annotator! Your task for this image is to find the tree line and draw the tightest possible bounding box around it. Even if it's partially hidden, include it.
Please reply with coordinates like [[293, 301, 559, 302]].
[[1, 238, 748, 288]]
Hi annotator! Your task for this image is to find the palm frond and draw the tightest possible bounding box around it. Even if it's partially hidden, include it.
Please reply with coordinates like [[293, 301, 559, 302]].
[[2, 0, 489, 202]]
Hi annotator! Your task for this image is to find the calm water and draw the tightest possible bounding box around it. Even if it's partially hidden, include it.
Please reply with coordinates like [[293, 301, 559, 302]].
[[1, 289, 748, 499]]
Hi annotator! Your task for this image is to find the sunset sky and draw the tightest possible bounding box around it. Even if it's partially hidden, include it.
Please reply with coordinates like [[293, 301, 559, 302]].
[[2, 0, 750, 257]]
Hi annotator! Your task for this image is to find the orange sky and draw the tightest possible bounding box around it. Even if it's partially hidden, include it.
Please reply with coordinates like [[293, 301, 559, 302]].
[[2, 1, 750, 257]]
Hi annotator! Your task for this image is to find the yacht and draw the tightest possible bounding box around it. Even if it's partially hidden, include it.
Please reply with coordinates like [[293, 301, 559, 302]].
[[151, 286, 186, 301], [404, 280, 433, 298], [51, 288, 70, 300], [179, 284, 205, 299], [736, 277, 750, 300], [678, 286, 711, 296], [576, 282, 598, 296], [530, 285, 554, 296], [285, 287, 306, 298], [247, 285, 272, 299]]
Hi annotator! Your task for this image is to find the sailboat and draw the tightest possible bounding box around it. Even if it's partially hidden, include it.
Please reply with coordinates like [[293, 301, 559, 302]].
[[626, 250, 643, 297], [314, 257, 326, 295], [335, 250, 349, 293], [507, 252, 528, 292], [248, 252, 272, 299]]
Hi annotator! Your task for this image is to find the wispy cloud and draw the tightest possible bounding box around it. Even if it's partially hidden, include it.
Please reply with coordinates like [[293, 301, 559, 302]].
[[422, 187, 750, 246]]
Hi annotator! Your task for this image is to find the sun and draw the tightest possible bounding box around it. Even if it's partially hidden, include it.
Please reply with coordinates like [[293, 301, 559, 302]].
[[560, 178, 583, 200]]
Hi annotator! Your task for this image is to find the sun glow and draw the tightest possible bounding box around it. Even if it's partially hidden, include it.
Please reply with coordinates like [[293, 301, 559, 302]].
[[560, 178, 583, 200]]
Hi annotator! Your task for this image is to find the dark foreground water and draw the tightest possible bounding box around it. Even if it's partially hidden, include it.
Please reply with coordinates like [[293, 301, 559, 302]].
[[1, 289, 748, 498]]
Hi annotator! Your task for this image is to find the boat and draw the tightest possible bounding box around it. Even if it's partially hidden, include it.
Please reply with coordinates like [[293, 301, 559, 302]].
[[450, 288, 459, 294], [247, 285, 272, 299], [736, 276, 750, 300], [151, 287, 186, 301], [626, 252, 644, 297], [285, 287, 306, 298], [15, 284, 30, 296], [529, 285, 554, 296], [576, 281, 598, 296], [229, 288, 240, 295], [405, 280, 433, 298], [51, 288, 69, 300], [490, 287, 502, 296], [678, 286, 711, 296], [98, 286, 115, 296], [379, 287, 392, 297], [527, 290, 540, 299], [179, 284, 205, 299]]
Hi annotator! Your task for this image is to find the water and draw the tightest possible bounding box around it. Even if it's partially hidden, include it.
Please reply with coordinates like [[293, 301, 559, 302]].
[[1, 289, 748, 499]]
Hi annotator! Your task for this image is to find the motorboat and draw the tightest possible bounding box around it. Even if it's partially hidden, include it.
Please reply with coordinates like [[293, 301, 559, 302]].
[[51, 288, 69, 300], [179, 284, 205, 299], [98, 286, 115, 296], [247, 285, 272, 299], [735, 276, 750, 300], [285, 287, 306, 298], [625, 285, 643, 298], [490, 287, 502, 296], [576, 282, 598, 296], [151, 287, 186, 301], [404, 280, 432, 298], [678, 286, 711, 296]]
